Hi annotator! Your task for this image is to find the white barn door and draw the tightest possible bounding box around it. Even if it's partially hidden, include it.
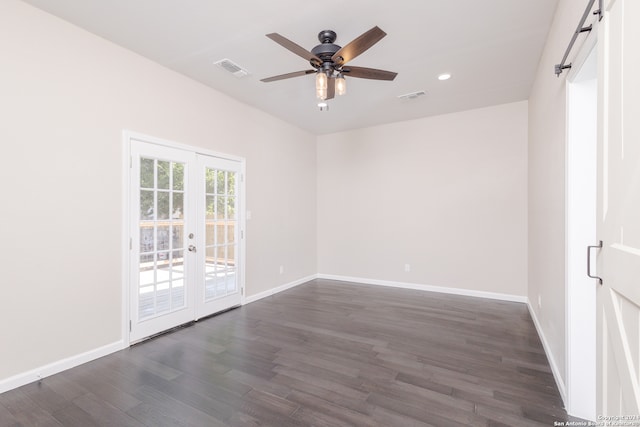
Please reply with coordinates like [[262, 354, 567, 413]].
[[597, 0, 640, 414]]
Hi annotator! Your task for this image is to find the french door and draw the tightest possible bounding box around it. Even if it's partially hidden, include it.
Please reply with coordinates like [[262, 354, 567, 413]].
[[129, 138, 243, 343], [196, 154, 243, 317], [597, 0, 640, 414]]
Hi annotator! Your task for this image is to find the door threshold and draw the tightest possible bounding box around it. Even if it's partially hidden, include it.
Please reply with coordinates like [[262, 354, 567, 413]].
[[196, 304, 241, 322], [131, 320, 196, 346], [131, 305, 242, 346]]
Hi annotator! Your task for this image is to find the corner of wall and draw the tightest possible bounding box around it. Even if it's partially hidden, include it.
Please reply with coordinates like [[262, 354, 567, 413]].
[[526, 298, 567, 403]]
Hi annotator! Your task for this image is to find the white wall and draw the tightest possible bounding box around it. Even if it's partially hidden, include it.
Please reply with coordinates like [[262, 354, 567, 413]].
[[317, 102, 528, 297], [0, 0, 316, 382], [528, 0, 594, 393]]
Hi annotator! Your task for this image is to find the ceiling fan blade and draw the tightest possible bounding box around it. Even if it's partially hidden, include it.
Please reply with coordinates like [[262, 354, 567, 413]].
[[331, 26, 387, 66], [326, 77, 335, 100], [342, 66, 397, 81], [261, 70, 316, 82], [266, 33, 322, 65]]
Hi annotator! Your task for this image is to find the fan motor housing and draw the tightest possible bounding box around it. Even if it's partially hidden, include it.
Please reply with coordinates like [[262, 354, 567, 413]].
[[311, 30, 341, 65]]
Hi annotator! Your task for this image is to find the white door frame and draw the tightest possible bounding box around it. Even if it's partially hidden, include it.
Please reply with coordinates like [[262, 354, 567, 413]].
[[565, 29, 598, 420], [121, 130, 246, 346]]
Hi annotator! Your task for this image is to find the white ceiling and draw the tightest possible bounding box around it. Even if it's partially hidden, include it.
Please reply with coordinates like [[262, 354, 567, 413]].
[[22, 0, 559, 135]]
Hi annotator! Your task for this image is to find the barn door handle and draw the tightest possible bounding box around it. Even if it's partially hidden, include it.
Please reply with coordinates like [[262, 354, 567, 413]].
[[587, 240, 603, 285]]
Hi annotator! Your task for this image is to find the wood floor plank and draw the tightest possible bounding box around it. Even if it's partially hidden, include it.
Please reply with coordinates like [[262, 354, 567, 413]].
[[0, 388, 65, 426], [366, 391, 486, 427], [285, 389, 377, 427], [128, 385, 227, 427], [14, 381, 70, 414], [51, 402, 100, 427], [0, 279, 585, 425], [270, 372, 375, 415], [0, 401, 19, 427], [224, 369, 291, 398], [70, 393, 146, 427], [63, 367, 142, 412], [290, 406, 356, 427], [271, 365, 370, 400], [371, 405, 437, 427]]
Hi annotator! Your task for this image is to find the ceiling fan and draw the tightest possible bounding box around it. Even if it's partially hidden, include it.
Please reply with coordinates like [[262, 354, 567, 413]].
[[261, 26, 398, 101]]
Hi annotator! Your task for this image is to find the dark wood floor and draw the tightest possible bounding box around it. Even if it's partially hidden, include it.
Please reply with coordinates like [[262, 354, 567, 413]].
[[1, 279, 584, 426]]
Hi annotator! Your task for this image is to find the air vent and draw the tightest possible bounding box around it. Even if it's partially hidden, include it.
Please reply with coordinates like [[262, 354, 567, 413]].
[[214, 59, 249, 78], [398, 90, 426, 100]]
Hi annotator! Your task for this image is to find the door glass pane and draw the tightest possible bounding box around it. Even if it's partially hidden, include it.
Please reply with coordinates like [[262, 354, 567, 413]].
[[216, 171, 226, 194], [140, 158, 154, 188], [203, 167, 238, 301], [157, 226, 170, 251], [172, 193, 183, 219], [157, 255, 170, 281], [140, 191, 154, 219], [224, 270, 236, 294], [228, 174, 236, 195], [172, 279, 185, 307], [218, 196, 227, 220], [138, 157, 188, 321], [206, 196, 216, 219], [156, 282, 170, 314], [157, 192, 170, 220], [140, 226, 154, 254], [217, 197, 225, 219], [172, 225, 184, 250], [172, 163, 184, 191], [170, 255, 184, 280], [139, 286, 154, 318], [227, 244, 235, 264], [157, 160, 170, 189], [205, 246, 218, 271], [140, 255, 154, 285], [227, 223, 236, 244], [227, 197, 236, 220], [206, 168, 216, 193], [204, 275, 215, 299]]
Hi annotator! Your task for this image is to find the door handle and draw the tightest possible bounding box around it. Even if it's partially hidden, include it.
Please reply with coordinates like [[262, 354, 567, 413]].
[[587, 240, 603, 285], [188, 245, 197, 253]]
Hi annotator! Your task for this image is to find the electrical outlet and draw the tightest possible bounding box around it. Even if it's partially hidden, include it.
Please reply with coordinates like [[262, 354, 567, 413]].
[[279, 265, 284, 275], [538, 295, 542, 309], [404, 264, 411, 272]]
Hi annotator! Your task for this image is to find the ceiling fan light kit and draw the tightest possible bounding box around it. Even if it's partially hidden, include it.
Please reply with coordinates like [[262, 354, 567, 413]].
[[261, 26, 397, 106], [335, 73, 346, 96], [316, 71, 328, 100]]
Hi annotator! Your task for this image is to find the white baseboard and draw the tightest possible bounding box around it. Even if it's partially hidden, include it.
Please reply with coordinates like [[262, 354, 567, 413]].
[[243, 274, 318, 304], [0, 340, 125, 394], [526, 301, 567, 403], [317, 274, 527, 303]]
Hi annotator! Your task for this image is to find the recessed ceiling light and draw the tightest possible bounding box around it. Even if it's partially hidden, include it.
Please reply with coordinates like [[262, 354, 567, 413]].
[[438, 73, 452, 81]]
